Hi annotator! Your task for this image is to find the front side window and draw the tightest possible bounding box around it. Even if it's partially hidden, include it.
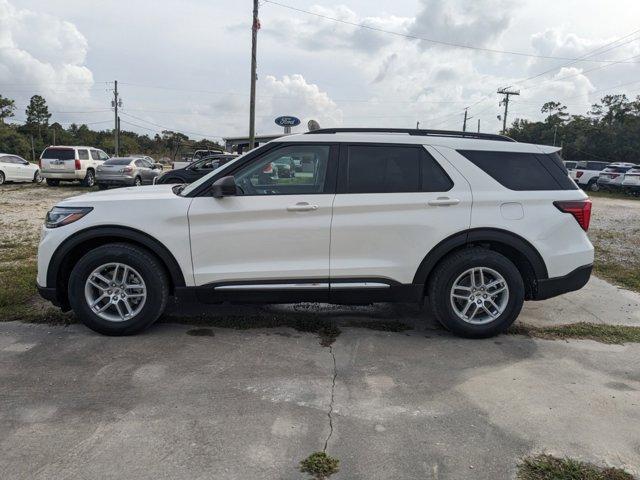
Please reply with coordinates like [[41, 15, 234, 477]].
[[99, 150, 110, 160], [234, 144, 330, 196], [91, 150, 100, 160], [78, 149, 89, 160], [345, 145, 453, 193]]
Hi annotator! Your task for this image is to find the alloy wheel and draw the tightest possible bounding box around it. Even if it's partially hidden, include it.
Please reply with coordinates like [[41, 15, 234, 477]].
[[450, 267, 509, 325]]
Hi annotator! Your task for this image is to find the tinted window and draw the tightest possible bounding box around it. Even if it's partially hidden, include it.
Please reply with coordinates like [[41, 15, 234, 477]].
[[78, 149, 89, 160], [1, 156, 17, 164], [346, 145, 452, 193], [135, 159, 145, 167], [104, 158, 132, 166], [458, 150, 578, 191], [587, 161, 608, 170], [604, 166, 633, 173], [41, 148, 75, 160], [91, 150, 101, 160], [234, 145, 330, 195]]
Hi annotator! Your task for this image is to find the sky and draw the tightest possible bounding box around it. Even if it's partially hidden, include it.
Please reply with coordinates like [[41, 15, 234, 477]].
[[1, 0, 639, 142]]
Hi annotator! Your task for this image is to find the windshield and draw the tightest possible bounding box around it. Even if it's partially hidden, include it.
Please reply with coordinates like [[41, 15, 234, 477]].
[[104, 158, 132, 166], [180, 149, 256, 196]]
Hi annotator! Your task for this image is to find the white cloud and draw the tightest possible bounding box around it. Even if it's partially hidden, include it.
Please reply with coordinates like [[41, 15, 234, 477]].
[[0, 0, 94, 107]]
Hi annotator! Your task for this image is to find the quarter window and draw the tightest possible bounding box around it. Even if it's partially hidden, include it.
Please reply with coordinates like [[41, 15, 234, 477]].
[[91, 150, 101, 160], [234, 145, 330, 195], [345, 145, 453, 193], [78, 149, 90, 160]]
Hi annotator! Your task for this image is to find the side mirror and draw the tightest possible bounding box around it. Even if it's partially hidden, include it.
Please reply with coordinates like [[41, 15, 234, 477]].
[[211, 175, 237, 198]]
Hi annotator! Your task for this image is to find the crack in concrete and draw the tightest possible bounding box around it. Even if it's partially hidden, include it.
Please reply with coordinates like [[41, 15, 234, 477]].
[[323, 345, 337, 452]]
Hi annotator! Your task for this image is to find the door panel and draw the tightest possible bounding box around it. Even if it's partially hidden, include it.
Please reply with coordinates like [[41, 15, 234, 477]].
[[330, 145, 472, 285], [188, 143, 337, 287]]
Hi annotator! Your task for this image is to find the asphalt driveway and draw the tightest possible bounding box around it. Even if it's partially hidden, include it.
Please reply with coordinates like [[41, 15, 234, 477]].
[[1, 302, 639, 479]]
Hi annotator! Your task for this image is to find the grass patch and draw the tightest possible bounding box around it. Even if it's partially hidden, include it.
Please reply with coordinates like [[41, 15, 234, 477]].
[[593, 262, 640, 293], [517, 454, 635, 480], [509, 322, 640, 344], [299, 451, 340, 480]]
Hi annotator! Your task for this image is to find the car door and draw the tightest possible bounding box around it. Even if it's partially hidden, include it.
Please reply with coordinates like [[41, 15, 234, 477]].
[[188, 143, 337, 299], [14, 156, 32, 180], [0, 155, 18, 180], [329, 143, 472, 291]]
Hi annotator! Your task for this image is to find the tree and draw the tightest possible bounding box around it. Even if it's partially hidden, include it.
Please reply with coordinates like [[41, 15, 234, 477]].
[[0, 94, 16, 123], [25, 95, 52, 138]]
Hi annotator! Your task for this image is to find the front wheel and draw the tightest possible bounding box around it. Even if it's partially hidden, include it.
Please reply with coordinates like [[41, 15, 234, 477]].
[[0, 171, 5, 185], [33, 171, 43, 183], [68, 243, 169, 335], [134, 176, 142, 186], [427, 248, 524, 338]]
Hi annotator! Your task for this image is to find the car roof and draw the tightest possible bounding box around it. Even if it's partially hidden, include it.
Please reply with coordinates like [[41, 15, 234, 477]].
[[44, 145, 97, 149], [278, 132, 560, 154]]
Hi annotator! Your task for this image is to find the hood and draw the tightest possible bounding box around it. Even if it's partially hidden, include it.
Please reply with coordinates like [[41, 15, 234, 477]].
[[58, 184, 179, 207]]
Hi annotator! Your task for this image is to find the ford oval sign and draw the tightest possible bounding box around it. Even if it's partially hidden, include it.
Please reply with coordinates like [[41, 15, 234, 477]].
[[275, 116, 301, 127]]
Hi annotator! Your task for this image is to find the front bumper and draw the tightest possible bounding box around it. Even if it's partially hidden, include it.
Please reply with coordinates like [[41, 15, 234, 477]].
[[533, 264, 592, 300], [37, 284, 70, 310]]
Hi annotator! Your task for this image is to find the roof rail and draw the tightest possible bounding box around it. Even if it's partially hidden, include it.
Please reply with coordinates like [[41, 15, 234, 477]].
[[305, 128, 516, 142]]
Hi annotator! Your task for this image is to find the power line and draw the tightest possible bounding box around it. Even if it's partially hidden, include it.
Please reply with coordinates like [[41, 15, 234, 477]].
[[263, 0, 640, 64], [119, 111, 222, 139]]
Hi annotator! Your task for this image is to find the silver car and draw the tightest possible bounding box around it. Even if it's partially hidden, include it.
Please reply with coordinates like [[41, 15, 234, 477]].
[[96, 157, 161, 189]]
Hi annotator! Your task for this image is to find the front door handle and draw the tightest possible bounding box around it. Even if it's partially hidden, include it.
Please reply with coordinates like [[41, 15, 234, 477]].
[[287, 202, 319, 212], [428, 197, 460, 206]]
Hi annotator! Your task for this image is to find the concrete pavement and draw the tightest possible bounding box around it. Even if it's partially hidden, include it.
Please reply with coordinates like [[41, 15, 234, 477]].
[[1, 311, 639, 479]]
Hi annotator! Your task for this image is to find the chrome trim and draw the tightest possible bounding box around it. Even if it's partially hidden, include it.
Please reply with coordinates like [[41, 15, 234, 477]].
[[215, 283, 329, 291], [331, 282, 391, 289]]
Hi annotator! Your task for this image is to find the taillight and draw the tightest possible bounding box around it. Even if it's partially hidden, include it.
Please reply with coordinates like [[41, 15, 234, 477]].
[[554, 199, 592, 231], [74, 159, 81, 170], [575, 171, 584, 178]]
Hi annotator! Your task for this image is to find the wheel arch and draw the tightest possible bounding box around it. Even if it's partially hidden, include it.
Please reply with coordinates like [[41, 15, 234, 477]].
[[47, 226, 186, 307], [413, 228, 548, 300]]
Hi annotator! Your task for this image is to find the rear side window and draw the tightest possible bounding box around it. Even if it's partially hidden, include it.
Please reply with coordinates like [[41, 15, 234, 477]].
[[41, 148, 75, 160], [458, 150, 577, 191], [345, 145, 453, 193], [78, 149, 90, 160], [587, 161, 608, 170]]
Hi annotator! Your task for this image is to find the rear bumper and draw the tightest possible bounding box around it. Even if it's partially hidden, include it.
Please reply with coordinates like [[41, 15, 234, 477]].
[[41, 171, 84, 180], [96, 176, 136, 186], [533, 264, 592, 300]]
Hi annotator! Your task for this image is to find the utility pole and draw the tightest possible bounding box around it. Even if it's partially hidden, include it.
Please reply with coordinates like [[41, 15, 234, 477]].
[[497, 87, 520, 134], [477, 119, 481, 133], [416, 121, 420, 130], [112, 80, 122, 156], [462, 108, 469, 132], [30, 135, 35, 162], [248, 0, 259, 150]]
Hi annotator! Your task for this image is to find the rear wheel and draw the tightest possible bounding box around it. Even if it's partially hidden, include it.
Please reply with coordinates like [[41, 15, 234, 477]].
[[0, 171, 4, 185], [587, 178, 599, 192], [82, 169, 95, 187], [134, 176, 142, 186], [46, 178, 60, 187], [68, 243, 169, 335], [427, 248, 525, 338]]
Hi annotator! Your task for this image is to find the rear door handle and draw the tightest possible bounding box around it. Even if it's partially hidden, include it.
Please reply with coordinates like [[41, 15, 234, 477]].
[[287, 202, 319, 212], [428, 197, 460, 206]]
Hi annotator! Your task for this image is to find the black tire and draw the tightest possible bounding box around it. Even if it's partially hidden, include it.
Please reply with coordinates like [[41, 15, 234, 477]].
[[82, 169, 95, 187], [0, 171, 4, 185], [427, 248, 525, 338], [68, 243, 169, 335], [46, 178, 60, 187], [98, 183, 108, 190], [587, 179, 599, 192], [134, 176, 142, 186], [33, 170, 43, 183]]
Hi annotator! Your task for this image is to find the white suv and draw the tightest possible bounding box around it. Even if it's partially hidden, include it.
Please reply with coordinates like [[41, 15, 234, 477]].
[[40, 146, 110, 187], [37, 128, 594, 338]]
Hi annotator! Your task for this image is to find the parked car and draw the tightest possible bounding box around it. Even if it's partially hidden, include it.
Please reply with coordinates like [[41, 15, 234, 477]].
[[172, 149, 228, 170], [40, 146, 110, 187], [131, 154, 163, 170], [37, 128, 593, 339], [0, 153, 42, 185], [569, 160, 609, 191], [622, 165, 640, 194], [596, 162, 637, 191], [156, 154, 237, 184], [563, 160, 578, 170], [96, 157, 162, 189]]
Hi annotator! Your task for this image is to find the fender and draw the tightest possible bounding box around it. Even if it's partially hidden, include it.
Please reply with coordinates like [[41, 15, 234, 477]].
[[46, 225, 186, 289], [412, 228, 548, 285]]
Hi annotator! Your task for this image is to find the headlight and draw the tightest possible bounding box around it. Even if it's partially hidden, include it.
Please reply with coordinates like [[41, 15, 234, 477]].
[[45, 206, 93, 228]]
